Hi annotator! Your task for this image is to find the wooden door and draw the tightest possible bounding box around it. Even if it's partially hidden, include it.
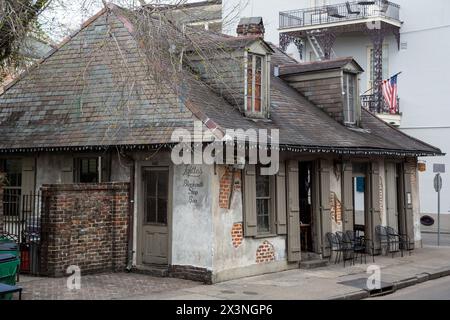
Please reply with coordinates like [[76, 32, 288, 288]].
[[141, 167, 169, 265]]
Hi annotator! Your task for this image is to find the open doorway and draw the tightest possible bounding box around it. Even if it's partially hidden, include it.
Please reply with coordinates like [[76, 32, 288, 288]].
[[352, 163, 368, 237], [353, 176, 366, 236], [299, 161, 314, 252]]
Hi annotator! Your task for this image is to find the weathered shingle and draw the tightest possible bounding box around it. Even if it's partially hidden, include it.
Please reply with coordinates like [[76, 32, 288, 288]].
[[0, 5, 442, 157]]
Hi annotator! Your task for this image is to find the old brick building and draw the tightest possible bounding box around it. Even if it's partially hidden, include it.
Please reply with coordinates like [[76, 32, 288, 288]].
[[0, 1, 442, 283]]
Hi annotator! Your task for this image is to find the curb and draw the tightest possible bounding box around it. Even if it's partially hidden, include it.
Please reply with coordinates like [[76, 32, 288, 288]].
[[330, 267, 450, 300]]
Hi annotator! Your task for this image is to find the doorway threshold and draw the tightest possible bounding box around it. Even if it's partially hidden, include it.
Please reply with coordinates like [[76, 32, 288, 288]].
[[133, 264, 169, 277]]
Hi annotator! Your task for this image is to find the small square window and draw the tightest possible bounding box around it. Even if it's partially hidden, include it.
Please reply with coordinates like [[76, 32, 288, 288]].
[[75, 158, 99, 183]]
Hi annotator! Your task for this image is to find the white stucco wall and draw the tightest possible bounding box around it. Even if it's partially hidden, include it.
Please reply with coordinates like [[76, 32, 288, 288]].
[[35, 153, 73, 189], [211, 165, 289, 282], [171, 164, 214, 270]]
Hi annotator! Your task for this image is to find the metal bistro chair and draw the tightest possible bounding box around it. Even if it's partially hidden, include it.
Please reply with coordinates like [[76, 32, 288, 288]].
[[326, 6, 346, 19], [345, 230, 368, 264], [346, 2, 361, 16], [386, 226, 414, 257], [335, 232, 354, 267], [326, 232, 343, 265], [376, 225, 399, 257]]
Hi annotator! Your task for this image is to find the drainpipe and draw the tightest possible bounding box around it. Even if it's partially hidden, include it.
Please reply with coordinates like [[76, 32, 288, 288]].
[[121, 152, 135, 271]]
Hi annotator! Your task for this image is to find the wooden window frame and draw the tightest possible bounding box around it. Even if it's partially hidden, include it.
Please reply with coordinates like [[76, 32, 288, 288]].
[[74, 156, 101, 183], [343, 72, 357, 124], [245, 52, 265, 115], [255, 166, 276, 236], [142, 167, 169, 226]]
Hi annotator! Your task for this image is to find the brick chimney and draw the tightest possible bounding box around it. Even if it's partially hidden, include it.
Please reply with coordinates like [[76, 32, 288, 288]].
[[236, 17, 265, 37]]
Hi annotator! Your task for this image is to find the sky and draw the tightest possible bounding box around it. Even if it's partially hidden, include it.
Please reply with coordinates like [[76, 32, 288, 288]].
[[40, 0, 308, 51]]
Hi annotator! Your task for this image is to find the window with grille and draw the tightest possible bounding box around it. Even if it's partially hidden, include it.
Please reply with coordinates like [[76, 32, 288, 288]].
[[256, 166, 273, 234], [246, 53, 264, 114], [75, 158, 99, 183], [0, 159, 22, 216], [143, 168, 169, 225]]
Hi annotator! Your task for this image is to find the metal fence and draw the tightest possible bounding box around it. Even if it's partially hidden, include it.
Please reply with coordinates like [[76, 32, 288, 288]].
[[2, 190, 44, 275], [361, 94, 400, 114], [279, 0, 400, 29]]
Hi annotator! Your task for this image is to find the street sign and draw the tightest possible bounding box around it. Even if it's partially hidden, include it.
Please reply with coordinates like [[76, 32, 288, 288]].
[[433, 163, 446, 173], [434, 174, 443, 192], [434, 173, 443, 246]]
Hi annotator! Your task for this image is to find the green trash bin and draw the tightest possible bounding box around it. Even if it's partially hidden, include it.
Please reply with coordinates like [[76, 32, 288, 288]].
[[0, 254, 20, 300], [0, 243, 19, 257], [0, 233, 17, 244]]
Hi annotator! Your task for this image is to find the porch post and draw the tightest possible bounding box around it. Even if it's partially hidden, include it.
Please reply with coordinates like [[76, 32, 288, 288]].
[[368, 28, 384, 114], [279, 32, 304, 60], [0, 172, 4, 233]]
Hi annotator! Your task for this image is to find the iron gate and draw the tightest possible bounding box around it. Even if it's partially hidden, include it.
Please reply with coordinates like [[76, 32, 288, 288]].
[[2, 190, 43, 275]]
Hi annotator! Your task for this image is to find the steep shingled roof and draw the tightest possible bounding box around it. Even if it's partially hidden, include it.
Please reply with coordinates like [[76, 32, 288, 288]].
[[278, 57, 364, 75], [0, 4, 442, 157]]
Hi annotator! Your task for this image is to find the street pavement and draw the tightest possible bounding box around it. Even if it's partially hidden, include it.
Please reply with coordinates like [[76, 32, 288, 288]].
[[421, 232, 450, 247], [18, 246, 450, 300], [371, 275, 450, 300]]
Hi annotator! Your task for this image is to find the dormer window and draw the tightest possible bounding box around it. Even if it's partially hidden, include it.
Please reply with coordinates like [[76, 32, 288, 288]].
[[243, 50, 270, 118], [246, 53, 263, 113], [343, 72, 357, 124]]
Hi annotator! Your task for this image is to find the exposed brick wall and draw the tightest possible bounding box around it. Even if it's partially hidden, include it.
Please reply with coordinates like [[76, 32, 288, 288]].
[[219, 167, 241, 209], [330, 192, 342, 223], [256, 240, 275, 263], [231, 222, 243, 248], [169, 265, 212, 284], [40, 183, 129, 277]]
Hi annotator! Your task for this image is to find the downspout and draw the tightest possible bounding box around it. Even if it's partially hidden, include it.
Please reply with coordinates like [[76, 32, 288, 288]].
[[121, 152, 135, 271]]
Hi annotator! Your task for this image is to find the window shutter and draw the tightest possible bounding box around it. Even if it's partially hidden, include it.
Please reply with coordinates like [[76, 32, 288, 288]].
[[318, 160, 331, 255], [342, 161, 353, 232], [243, 164, 257, 237], [276, 161, 287, 235], [402, 163, 415, 241], [369, 162, 381, 244], [61, 156, 74, 184], [385, 163, 398, 232], [287, 160, 301, 262], [21, 157, 36, 195], [101, 155, 111, 182]]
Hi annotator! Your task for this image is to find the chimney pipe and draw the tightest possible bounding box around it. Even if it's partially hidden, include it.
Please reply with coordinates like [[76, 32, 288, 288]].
[[236, 17, 265, 37]]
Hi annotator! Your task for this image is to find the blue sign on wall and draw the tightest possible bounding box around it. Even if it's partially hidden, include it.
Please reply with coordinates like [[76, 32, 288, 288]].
[[356, 177, 365, 193]]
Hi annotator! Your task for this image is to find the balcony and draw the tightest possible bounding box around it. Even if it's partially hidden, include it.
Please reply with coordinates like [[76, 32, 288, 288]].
[[361, 94, 402, 127], [279, 0, 400, 31]]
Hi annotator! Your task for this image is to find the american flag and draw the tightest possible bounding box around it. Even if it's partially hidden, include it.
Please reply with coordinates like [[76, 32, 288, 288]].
[[381, 74, 398, 114]]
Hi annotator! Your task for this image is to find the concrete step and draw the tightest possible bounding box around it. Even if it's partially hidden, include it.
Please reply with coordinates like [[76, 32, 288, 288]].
[[301, 252, 322, 261], [299, 259, 329, 270], [133, 264, 169, 277]]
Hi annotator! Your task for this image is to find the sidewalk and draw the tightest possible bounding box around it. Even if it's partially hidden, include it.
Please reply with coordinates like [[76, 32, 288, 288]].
[[129, 245, 450, 300], [18, 245, 450, 300]]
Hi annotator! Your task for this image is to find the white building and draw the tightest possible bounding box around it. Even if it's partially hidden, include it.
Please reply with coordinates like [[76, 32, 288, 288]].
[[278, 0, 450, 216]]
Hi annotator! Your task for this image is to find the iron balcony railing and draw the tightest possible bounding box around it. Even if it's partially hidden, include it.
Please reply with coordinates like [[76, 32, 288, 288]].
[[279, 0, 400, 29], [360, 94, 400, 115]]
